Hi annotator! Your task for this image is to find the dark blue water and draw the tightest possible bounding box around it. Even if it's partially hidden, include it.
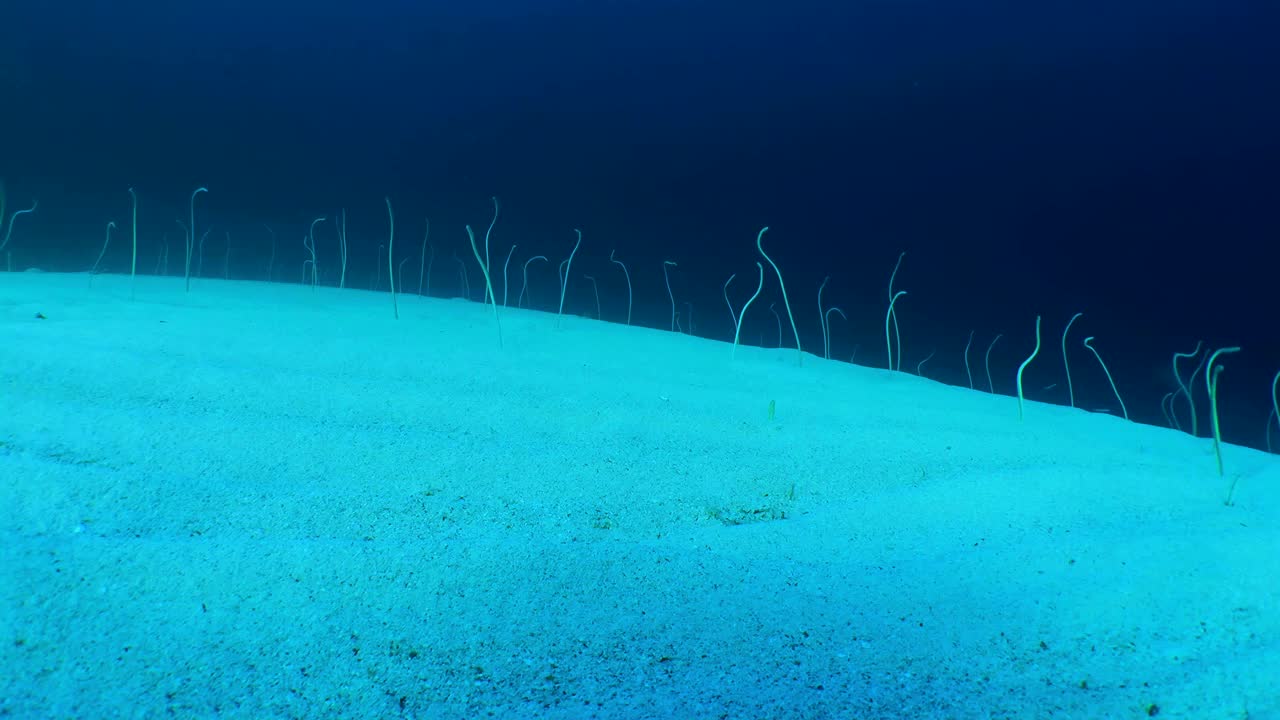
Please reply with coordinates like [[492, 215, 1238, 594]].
[[2, 0, 1277, 445]]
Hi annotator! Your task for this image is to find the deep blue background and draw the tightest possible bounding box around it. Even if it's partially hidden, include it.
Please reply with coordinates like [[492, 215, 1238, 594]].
[[3, 0, 1278, 446]]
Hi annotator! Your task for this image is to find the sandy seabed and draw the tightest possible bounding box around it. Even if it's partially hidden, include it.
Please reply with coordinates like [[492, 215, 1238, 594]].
[[3, 272, 1277, 719]]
